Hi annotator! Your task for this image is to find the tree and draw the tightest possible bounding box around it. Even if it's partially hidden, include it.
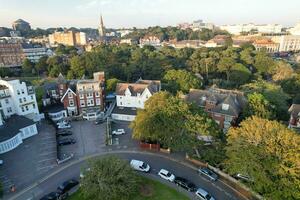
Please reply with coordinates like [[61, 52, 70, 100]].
[[22, 58, 35, 75], [35, 56, 48, 75], [217, 57, 236, 81], [224, 116, 300, 200], [163, 69, 202, 93], [47, 56, 69, 77], [240, 48, 255, 65], [80, 156, 140, 200], [253, 51, 275, 76], [280, 74, 300, 97], [243, 92, 275, 119], [106, 78, 121, 93], [271, 61, 294, 82], [230, 63, 251, 86], [69, 56, 86, 79]]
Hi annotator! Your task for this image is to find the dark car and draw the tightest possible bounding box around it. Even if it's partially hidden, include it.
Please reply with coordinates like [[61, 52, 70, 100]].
[[174, 177, 197, 192], [198, 168, 218, 181], [57, 130, 73, 137], [58, 138, 76, 146], [40, 192, 60, 200], [95, 118, 105, 125], [57, 179, 79, 195]]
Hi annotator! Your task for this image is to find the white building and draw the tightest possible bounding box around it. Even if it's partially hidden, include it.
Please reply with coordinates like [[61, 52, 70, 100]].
[[22, 44, 50, 63], [112, 79, 161, 121], [139, 36, 162, 48], [220, 23, 282, 35], [0, 78, 40, 121], [272, 35, 300, 52], [289, 22, 300, 36], [192, 20, 215, 31]]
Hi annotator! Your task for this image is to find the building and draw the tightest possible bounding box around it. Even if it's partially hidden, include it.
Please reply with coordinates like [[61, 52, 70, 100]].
[[98, 15, 106, 42], [275, 35, 300, 52], [12, 19, 31, 32], [120, 39, 138, 45], [117, 29, 133, 37], [49, 30, 87, 47], [0, 78, 40, 121], [253, 39, 280, 53], [112, 79, 161, 121], [0, 78, 40, 154], [0, 42, 25, 68], [184, 87, 246, 132], [168, 40, 205, 49], [192, 20, 215, 31], [220, 23, 282, 35], [205, 35, 229, 48], [288, 104, 300, 130], [21, 43, 50, 63], [288, 22, 300, 36], [139, 36, 162, 47]]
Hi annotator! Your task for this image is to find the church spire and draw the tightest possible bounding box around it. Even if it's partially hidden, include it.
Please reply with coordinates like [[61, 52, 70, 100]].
[[98, 14, 106, 41]]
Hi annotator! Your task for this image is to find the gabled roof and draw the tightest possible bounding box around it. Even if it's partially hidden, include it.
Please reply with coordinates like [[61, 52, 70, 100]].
[[288, 104, 300, 118], [116, 80, 161, 96], [57, 73, 66, 84], [61, 87, 76, 102]]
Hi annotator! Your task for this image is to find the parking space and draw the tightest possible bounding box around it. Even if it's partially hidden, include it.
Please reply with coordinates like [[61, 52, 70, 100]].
[[109, 121, 139, 150], [0, 121, 57, 193], [57, 120, 106, 159]]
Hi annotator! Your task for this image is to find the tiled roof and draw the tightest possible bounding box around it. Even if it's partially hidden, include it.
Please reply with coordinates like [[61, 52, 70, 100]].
[[116, 80, 160, 96]]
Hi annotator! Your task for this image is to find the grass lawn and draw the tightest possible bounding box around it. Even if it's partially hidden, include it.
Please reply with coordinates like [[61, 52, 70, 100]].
[[68, 176, 189, 200]]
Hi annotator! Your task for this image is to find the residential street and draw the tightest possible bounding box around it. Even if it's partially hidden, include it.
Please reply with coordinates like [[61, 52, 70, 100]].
[[10, 151, 247, 200]]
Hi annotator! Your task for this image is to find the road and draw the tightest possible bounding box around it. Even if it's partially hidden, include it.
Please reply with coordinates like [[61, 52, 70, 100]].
[[11, 152, 246, 200]]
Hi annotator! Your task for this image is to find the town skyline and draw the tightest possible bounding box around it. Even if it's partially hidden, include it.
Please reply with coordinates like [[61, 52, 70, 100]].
[[0, 0, 300, 29]]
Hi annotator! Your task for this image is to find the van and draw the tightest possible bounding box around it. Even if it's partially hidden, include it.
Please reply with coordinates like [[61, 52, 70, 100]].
[[130, 159, 150, 172]]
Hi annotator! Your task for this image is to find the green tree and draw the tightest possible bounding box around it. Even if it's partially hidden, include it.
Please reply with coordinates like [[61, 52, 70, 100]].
[[217, 57, 236, 81], [35, 56, 48, 75], [243, 92, 275, 119], [106, 78, 121, 93], [253, 51, 275, 76], [271, 61, 294, 82], [240, 48, 255, 65], [163, 69, 202, 93], [22, 58, 35, 75], [224, 116, 300, 200], [280, 74, 300, 97], [69, 56, 86, 79], [230, 63, 251, 86], [80, 156, 140, 200]]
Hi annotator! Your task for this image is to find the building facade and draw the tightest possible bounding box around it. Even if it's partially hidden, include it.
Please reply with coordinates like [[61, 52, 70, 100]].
[[21, 43, 49, 63], [139, 36, 161, 47], [220, 23, 282, 35], [49, 31, 87, 47], [112, 79, 161, 121], [0, 42, 25, 68], [277, 35, 300, 52], [253, 39, 280, 53]]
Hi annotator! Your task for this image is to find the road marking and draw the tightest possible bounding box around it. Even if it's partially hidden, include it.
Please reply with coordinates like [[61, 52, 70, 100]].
[[38, 158, 56, 163]]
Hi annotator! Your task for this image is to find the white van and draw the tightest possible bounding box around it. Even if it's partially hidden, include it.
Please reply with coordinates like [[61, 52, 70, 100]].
[[130, 159, 150, 172]]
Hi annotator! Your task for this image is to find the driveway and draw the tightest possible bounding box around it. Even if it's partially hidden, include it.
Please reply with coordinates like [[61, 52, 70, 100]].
[[0, 121, 57, 194], [58, 120, 106, 159]]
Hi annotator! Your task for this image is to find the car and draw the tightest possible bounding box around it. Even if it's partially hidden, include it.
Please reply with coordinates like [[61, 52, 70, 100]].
[[195, 188, 215, 200], [112, 129, 125, 135], [80, 168, 91, 179], [58, 138, 76, 146], [158, 169, 175, 182], [57, 179, 79, 195], [235, 174, 253, 182], [198, 168, 218, 181], [95, 119, 105, 125], [57, 130, 73, 136], [40, 192, 60, 200], [130, 159, 150, 172], [57, 123, 71, 129], [174, 177, 197, 192]]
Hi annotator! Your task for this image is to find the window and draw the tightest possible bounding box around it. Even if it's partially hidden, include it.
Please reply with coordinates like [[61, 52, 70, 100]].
[[87, 99, 94, 106], [96, 98, 101, 105], [87, 93, 93, 98], [7, 107, 12, 113], [95, 92, 100, 97], [60, 85, 64, 89], [21, 107, 25, 112], [33, 104, 36, 109], [68, 92, 73, 98], [80, 100, 85, 107], [17, 90, 20, 95], [21, 89, 24, 94], [69, 99, 74, 106], [120, 102, 123, 106], [5, 99, 9, 104], [25, 106, 29, 111], [23, 97, 26, 102], [79, 93, 84, 99], [31, 95, 33, 100]]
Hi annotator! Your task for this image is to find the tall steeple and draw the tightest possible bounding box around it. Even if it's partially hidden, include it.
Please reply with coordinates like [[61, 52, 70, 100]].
[[98, 15, 106, 42]]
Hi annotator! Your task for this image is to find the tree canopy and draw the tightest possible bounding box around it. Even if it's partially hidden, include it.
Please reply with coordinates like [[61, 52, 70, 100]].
[[224, 116, 300, 200]]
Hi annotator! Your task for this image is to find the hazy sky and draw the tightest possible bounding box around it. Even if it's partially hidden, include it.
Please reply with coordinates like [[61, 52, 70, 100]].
[[0, 0, 299, 29]]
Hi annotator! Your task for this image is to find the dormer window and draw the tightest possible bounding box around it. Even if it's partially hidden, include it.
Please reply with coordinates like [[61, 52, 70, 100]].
[[202, 96, 206, 101], [222, 103, 229, 111]]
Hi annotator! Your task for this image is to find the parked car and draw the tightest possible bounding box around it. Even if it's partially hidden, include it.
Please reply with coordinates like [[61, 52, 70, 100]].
[[158, 169, 175, 182], [95, 119, 105, 125], [174, 177, 197, 192], [112, 129, 125, 135], [58, 138, 76, 146], [235, 173, 253, 182], [195, 188, 215, 200], [130, 159, 150, 172], [80, 168, 91, 179], [57, 130, 73, 136], [57, 123, 71, 129], [198, 168, 218, 181], [40, 192, 60, 200], [57, 179, 79, 195]]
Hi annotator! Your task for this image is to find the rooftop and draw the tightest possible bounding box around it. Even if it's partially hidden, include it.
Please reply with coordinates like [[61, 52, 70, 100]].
[[112, 106, 137, 116]]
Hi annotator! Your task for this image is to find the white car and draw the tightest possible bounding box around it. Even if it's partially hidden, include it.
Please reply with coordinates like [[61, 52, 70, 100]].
[[112, 129, 125, 135], [158, 169, 175, 182], [195, 188, 215, 200], [57, 123, 71, 129], [130, 159, 150, 172]]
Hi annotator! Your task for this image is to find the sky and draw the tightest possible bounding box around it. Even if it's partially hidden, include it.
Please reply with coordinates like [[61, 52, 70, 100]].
[[0, 0, 300, 29]]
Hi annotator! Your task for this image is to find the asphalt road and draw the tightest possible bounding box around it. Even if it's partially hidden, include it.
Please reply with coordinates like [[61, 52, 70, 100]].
[[12, 152, 246, 200]]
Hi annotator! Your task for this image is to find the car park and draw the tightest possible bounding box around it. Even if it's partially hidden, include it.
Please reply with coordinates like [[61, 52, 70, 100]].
[[195, 188, 215, 200], [57, 179, 79, 195], [198, 168, 218, 181], [130, 159, 150, 172], [174, 177, 197, 192], [112, 129, 125, 135], [40, 192, 60, 200], [58, 138, 76, 146], [158, 169, 175, 182], [56, 130, 73, 137]]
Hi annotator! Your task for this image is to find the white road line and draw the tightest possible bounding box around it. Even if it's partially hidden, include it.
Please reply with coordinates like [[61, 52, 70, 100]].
[[38, 158, 56, 163], [39, 151, 57, 156]]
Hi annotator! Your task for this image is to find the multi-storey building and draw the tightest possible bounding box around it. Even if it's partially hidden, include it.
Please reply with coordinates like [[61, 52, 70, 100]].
[[21, 43, 50, 63], [184, 87, 246, 132], [49, 30, 87, 47], [274, 35, 300, 52], [12, 19, 31, 32], [253, 39, 280, 53], [139, 36, 162, 47], [112, 79, 161, 121], [220, 23, 282, 35], [289, 22, 300, 36], [0, 42, 25, 68]]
